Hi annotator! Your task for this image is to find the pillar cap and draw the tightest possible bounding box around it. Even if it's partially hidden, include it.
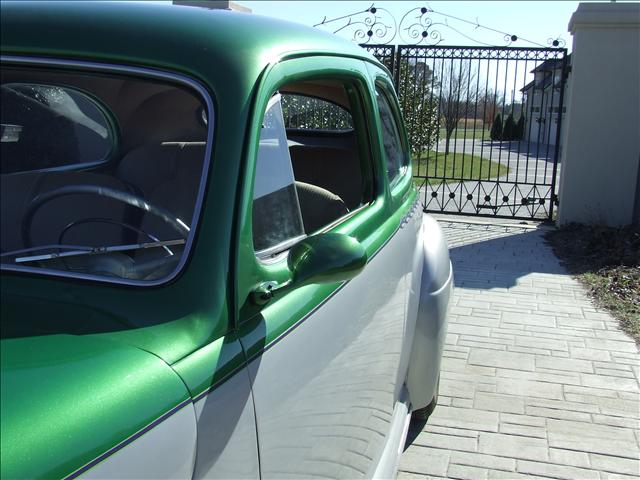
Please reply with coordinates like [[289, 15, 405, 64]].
[[569, 3, 640, 33]]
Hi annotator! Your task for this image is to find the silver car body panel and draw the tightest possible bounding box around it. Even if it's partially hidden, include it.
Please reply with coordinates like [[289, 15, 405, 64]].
[[78, 404, 197, 479], [406, 214, 453, 410], [245, 197, 424, 478], [192, 368, 260, 479]]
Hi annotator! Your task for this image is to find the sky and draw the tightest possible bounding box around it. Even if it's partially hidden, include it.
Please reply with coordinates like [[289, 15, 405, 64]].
[[237, 1, 583, 110], [241, 1, 582, 51]]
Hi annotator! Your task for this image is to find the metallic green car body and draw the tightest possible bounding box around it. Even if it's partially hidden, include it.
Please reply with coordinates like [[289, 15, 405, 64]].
[[0, 2, 449, 479], [1, 334, 192, 479]]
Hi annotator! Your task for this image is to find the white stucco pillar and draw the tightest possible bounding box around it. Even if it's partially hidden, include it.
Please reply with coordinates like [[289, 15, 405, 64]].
[[172, 1, 251, 13], [557, 2, 640, 226]]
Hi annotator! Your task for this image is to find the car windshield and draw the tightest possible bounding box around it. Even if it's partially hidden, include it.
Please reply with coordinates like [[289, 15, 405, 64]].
[[0, 65, 211, 283]]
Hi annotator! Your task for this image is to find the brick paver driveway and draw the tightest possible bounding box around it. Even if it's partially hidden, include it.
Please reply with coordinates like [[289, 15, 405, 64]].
[[399, 218, 640, 479]]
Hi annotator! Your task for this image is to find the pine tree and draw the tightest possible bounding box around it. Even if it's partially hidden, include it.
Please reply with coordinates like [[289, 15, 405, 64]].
[[397, 60, 439, 155], [490, 113, 503, 141], [503, 114, 517, 141], [515, 115, 525, 140]]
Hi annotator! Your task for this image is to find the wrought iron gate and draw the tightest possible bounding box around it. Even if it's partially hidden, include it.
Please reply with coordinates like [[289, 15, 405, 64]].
[[365, 44, 568, 220]]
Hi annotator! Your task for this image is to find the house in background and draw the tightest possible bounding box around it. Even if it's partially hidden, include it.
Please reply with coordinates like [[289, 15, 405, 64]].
[[520, 54, 571, 146]]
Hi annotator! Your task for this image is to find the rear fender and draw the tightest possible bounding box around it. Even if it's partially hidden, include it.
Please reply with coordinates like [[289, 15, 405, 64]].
[[406, 215, 453, 411]]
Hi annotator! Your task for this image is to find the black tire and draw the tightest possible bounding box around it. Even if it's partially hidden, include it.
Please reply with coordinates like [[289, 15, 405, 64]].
[[411, 376, 440, 420]]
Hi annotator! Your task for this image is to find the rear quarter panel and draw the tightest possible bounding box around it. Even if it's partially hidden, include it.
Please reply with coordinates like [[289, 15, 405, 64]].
[[406, 214, 453, 410]]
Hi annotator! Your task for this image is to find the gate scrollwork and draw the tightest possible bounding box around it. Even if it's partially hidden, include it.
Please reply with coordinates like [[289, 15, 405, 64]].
[[314, 3, 566, 48]]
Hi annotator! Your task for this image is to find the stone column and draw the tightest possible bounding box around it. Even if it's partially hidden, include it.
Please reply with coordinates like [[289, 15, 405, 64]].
[[172, 1, 251, 13], [557, 2, 640, 227]]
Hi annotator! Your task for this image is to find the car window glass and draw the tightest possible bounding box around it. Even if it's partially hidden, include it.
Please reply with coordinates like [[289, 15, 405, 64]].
[[281, 94, 353, 131], [253, 94, 305, 254], [1, 83, 113, 174], [376, 88, 408, 183], [252, 81, 374, 257], [0, 66, 210, 284]]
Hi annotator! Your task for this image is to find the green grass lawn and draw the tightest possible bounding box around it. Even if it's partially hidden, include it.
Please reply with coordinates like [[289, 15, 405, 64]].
[[412, 150, 509, 185], [437, 127, 490, 140]]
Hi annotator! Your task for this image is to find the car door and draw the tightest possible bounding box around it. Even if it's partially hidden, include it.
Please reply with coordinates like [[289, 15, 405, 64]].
[[234, 56, 421, 479], [369, 66, 426, 415]]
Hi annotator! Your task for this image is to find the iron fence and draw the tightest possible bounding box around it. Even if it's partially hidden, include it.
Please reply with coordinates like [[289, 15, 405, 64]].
[[365, 44, 568, 220]]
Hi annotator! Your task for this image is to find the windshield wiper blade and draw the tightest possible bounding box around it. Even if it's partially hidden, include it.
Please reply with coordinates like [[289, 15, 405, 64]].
[[12, 239, 186, 264], [1, 244, 94, 259]]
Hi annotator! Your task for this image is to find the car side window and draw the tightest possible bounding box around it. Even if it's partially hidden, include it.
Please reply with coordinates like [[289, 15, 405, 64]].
[[252, 81, 374, 258], [375, 87, 408, 184], [252, 94, 306, 254], [281, 94, 353, 132]]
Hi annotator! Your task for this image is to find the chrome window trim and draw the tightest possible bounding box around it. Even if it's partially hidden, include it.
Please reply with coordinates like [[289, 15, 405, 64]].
[[256, 234, 308, 263], [0, 55, 215, 288]]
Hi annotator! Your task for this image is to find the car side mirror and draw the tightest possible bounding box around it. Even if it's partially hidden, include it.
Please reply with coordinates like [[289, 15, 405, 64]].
[[251, 233, 367, 305]]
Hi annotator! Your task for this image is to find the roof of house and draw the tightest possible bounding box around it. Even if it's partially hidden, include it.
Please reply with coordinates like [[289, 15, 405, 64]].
[[521, 54, 571, 93], [520, 80, 535, 93], [531, 54, 572, 73], [520, 73, 556, 93]]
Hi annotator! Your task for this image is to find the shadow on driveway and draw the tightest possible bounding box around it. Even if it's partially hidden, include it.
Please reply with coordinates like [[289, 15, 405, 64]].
[[442, 222, 563, 290]]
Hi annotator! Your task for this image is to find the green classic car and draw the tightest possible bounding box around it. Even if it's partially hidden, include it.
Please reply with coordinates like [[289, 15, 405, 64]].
[[0, 2, 453, 478]]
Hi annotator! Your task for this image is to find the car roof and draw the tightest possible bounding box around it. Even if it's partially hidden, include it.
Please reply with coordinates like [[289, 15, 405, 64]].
[[1, 1, 380, 91]]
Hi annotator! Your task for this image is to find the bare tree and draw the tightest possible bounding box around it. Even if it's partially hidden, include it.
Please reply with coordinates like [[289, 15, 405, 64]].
[[436, 60, 479, 155], [478, 89, 505, 126]]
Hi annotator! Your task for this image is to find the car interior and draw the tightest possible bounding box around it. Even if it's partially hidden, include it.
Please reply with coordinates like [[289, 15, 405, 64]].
[[283, 80, 371, 213], [252, 79, 373, 255], [0, 67, 208, 280], [0, 68, 372, 279]]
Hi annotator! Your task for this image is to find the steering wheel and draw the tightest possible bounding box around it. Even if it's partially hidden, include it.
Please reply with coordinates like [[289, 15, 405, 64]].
[[21, 185, 190, 249]]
